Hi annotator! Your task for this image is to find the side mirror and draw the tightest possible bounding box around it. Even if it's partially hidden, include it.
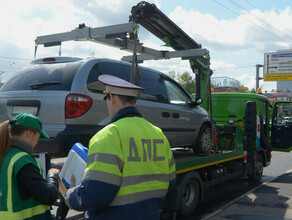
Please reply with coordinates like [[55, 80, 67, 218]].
[[189, 98, 203, 108], [196, 98, 203, 105]]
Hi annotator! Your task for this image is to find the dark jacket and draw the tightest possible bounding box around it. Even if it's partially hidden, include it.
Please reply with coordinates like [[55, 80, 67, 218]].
[[13, 138, 59, 205]]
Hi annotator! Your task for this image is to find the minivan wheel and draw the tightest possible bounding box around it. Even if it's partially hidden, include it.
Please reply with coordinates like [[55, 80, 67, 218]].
[[195, 124, 212, 155]]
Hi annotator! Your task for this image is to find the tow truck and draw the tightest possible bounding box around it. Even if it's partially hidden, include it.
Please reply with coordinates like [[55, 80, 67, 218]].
[[34, 1, 292, 218]]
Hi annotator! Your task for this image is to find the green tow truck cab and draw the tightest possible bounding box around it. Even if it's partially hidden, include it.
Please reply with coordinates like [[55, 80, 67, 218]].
[[210, 93, 292, 182], [211, 92, 272, 178], [212, 93, 292, 153]]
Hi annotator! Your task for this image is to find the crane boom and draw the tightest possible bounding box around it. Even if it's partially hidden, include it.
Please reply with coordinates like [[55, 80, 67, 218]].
[[130, 1, 201, 50]]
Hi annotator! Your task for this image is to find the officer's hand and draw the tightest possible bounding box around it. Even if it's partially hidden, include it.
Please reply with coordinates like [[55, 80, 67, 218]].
[[70, 175, 76, 188], [58, 177, 67, 198], [58, 175, 76, 198]]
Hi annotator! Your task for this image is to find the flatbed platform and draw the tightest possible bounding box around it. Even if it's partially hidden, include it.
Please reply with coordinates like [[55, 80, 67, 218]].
[[173, 148, 244, 174]]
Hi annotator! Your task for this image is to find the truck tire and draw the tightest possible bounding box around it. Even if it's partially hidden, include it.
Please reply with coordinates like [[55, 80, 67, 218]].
[[195, 124, 212, 155], [178, 172, 200, 216], [249, 154, 263, 182]]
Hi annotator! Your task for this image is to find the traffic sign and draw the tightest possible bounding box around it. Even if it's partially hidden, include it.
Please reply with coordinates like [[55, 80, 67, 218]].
[[264, 51, 292, 81]]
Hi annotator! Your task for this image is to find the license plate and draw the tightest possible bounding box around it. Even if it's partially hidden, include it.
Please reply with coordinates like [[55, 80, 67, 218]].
[[12, 106, 39, 116]]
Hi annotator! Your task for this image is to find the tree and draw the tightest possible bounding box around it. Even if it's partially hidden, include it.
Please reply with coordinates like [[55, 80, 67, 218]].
[[168, 71, 179, 81], [168, 71, 196, 94], [236, 85, 249, 93], [250, 88, 256, 93], [179, 72, 196, 94], [227, 80, 249, 93]]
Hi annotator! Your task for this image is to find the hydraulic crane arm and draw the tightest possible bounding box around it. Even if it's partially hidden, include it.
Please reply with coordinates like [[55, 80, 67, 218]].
[[129, 1, 201, 50], [130, 1, 212, 111], [129, 1, 210, 68]]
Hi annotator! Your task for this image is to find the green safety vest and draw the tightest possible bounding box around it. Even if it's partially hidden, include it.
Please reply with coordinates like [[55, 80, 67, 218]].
[[0, 147, 51, 219], [85, 116, 176, 206]]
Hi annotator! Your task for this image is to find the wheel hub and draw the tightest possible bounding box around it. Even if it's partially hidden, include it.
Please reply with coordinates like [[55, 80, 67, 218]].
[[201, 132, 211, 151], [183, 182, 195, 206]]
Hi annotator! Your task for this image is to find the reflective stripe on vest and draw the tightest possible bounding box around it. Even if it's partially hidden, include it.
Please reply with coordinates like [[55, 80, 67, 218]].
[[84, 170, 171, 186], [0, 151, 50, 218]]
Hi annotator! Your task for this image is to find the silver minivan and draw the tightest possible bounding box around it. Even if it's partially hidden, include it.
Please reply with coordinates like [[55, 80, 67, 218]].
[[0, 57, 211, 156]]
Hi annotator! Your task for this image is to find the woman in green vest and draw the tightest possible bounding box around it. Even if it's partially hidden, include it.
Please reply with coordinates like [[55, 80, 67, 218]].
[[0, 113, 60, 219]]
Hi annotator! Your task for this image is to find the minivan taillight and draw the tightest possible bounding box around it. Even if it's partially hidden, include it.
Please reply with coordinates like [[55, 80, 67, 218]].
[[65, 94, 93, 118], [43, 58, 56, 62]]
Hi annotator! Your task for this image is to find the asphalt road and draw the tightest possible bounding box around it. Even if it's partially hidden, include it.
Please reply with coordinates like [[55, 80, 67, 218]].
[[263, 150, 292, 180]]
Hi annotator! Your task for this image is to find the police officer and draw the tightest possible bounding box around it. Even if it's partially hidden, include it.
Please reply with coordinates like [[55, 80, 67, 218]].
[[0, 113, 60, 219], [60, 74, 176, 219]]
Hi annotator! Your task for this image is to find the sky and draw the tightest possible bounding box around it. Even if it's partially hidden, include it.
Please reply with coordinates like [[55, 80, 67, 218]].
[[1, 0, 292, 92]]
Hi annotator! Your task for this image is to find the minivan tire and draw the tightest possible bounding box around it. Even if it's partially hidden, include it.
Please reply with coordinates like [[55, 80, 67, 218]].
[[195, 124, 212, 155]]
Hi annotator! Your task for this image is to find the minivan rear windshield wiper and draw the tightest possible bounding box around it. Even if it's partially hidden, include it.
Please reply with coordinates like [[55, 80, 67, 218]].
[[29, 81, 61, 89]]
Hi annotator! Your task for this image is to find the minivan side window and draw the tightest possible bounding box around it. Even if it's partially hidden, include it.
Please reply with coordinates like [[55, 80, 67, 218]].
[[122, 64, 168, 103], [164, 80, 190, 105], [87, 61, 128, 93]]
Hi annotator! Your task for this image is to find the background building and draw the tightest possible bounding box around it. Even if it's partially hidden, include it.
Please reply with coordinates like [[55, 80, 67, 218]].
[[211, 76, 247, 92], [277, 81, 292, 93], [265, 92, 291, 101], [263, 81, 292, 102]]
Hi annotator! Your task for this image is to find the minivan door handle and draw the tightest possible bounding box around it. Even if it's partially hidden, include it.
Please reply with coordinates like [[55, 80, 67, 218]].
[[172, 113, 180, 118], [162, 112, 171, 118]]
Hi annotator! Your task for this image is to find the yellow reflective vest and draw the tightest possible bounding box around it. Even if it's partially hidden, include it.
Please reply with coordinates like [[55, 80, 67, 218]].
[[85, 116, 176, 206]]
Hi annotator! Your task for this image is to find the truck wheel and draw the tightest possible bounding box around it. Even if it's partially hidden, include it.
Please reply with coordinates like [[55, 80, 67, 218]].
[[249, 154, 263, 182], [178, 172, 200, 216], [195, 124, 212, 155]]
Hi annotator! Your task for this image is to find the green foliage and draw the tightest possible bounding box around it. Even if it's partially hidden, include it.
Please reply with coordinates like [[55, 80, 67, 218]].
[[168, 71, 196, 94], [250, 88, 256, 93], [237, 85, 249, 93], [168, 71, 179, 81]]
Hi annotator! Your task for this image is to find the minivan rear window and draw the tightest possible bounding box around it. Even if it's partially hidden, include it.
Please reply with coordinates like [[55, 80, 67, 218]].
[[1, 62, 81, 91]]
